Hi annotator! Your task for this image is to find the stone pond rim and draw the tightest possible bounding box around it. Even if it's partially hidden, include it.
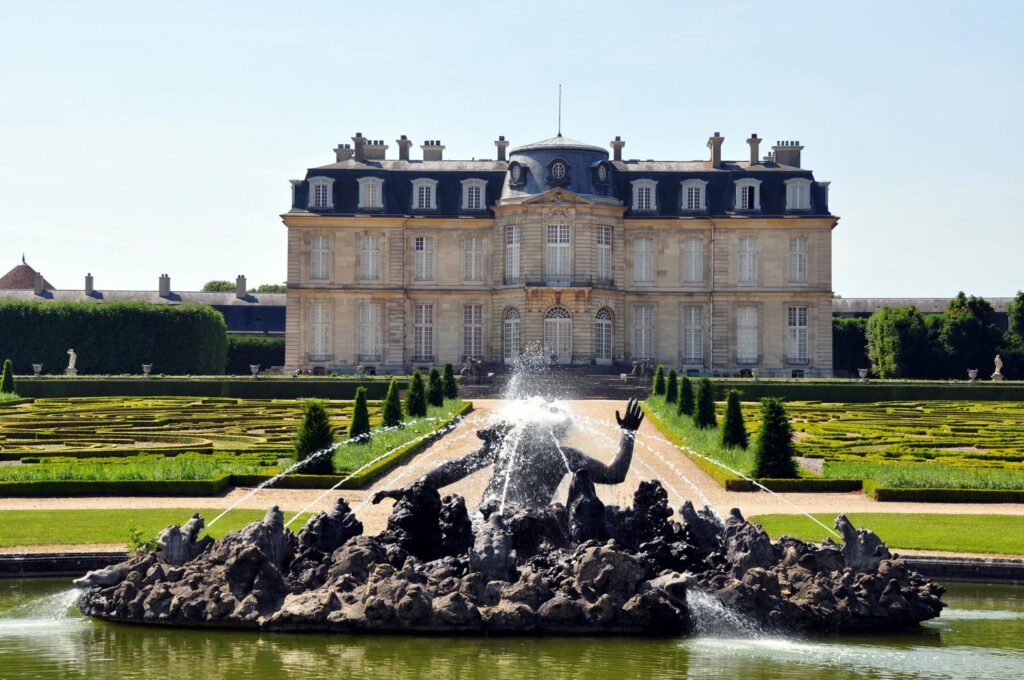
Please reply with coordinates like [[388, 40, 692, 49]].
[[74, 474, 945, 636]]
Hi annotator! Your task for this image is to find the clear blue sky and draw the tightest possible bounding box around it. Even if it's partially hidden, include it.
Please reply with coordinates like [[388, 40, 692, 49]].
[[2, 1, 1021, 297]]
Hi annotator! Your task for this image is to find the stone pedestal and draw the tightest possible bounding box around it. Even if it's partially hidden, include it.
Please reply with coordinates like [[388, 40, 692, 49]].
[[968, 369, 978, 383], [142, 364, 153, 378], [857, 368, 869, 384], [65, 368, 77, 377], [31, 364, 42, 378], [992, 372, 1004, 382]]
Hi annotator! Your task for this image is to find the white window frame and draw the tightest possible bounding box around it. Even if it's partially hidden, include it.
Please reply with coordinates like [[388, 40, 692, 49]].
[[307, 177, 335, 210], [543, 306, 573, 364], [595, 308, 613, 365], [787, 306, 810, 364], [308, 301, 332, 361], [682, 237, 704, 283], [596, 226, 612, 284], [463, 304, 483, 360], [358, 303, 381, 361], [310, 234, 331, 281], [503, 308, 520, 363], [631, 179, 657, 212], [357, 177, 384, 210], [461, 178, 487, 211], [736, 305, 758, 364], [785, 178, 812, 211], [633, 304, 655, 360], [359, 235, 380, 281], [680, 179, 707, 212], [413, 303, 433, 361], [738, 237, 758, 284], [414, 236, 434, 281], [504, 225, 521, 284], [633, 237, 654, 283], [735, 178, 762, 211], [412, 178, 438, 211], [463, 236, 483, 281], [545, 224, 572, 285], [682, 305, 704, 364], [789, 237, 809, 283]]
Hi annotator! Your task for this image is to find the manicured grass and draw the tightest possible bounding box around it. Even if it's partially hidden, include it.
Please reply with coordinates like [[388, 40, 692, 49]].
[[0, 508, 311, 548], [0, 452, 276, 482], [0, 392, 21, 403], [824, 460, 1024, 490], [749, 512, 1024, 556], [644, 396, 757, 476]]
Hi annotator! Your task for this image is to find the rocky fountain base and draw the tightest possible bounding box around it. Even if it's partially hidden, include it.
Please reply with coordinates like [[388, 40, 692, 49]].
[[76, 474, 945, 636]]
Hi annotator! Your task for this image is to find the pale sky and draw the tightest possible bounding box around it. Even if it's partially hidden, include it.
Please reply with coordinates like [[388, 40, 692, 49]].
[[2, 1, 1021, 297]]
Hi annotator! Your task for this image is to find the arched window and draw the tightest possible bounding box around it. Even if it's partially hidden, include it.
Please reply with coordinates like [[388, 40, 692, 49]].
[[308, 176, 335, 210], [735, 178, 761, 211], [595, 308, 613, 365], [412, 178, 438, 211], [503, 308, 521, 363], [631, 179, 657, 212], [680, 179, 708, 212], [544, 306, 573, 364], [461, 178, 487, 211], [785, 178, 812, 211], [357, 177, 384, 210]]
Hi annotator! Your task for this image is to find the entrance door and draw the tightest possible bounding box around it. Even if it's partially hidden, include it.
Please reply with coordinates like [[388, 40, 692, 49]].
[[544, 306, 573, 364]]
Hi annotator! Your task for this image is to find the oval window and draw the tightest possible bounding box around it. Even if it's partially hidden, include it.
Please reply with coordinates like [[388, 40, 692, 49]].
[[597, 164, 608, 181], [510, 165, 522, 183], [552, 162, 566, 179]]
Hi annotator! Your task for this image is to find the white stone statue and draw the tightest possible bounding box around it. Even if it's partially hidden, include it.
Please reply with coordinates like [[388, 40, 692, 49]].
[[992, 354, 1004, 381], [67, 348, 77, 371]]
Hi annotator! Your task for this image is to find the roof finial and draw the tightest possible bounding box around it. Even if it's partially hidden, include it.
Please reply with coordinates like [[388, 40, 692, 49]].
[[557, 83, 562, 136], [21, 253, 25, 264]]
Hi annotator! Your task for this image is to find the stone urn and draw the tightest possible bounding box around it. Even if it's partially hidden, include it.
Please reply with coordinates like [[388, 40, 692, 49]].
[[31, 363, 43, 378], [968, 369, 978, 383], [750, 368, 760, 381], [250, 364, 260, 379], [857, 368, 869, 384], [142, 364, 153, 378]]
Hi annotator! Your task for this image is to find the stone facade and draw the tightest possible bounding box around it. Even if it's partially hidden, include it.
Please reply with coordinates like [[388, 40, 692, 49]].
[[284, 133, 838, 376]]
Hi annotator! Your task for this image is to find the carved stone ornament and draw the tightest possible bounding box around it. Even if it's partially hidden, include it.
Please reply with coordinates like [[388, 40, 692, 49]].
[[542, 206, 576, 220]]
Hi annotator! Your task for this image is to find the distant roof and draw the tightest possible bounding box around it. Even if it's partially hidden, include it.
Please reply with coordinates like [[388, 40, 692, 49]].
[[0, 260, 53, 290], [833, 297, 1014, 315], [0, 289, 285, 306], [313, 159, 507, 172], [510, 135, 608, 155]]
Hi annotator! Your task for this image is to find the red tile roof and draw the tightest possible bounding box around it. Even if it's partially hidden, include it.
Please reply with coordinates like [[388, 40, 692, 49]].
[[0, 262, 53, 290]]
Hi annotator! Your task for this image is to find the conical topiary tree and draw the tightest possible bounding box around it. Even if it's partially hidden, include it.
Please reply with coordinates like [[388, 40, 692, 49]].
[[348, 386, 371, 442], [442, 362, 459, 399], [0, 359, 14, 395], [721, 390, 749, 449], [652, 364, 665, 397], [427, 368, 444, 407], [752, 398, 798, 479], [678, 376, 694, 416], [693, 378, 717, 429], [382, 378, 403, 427], [665, 369, 678, 404], [294, 400, 335, 474], [406, 370, 427, 418]]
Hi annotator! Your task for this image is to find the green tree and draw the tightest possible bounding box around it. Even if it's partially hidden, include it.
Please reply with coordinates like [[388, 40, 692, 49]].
[[294, 400, 335, 474], [442, 363, 459, 399], [677, 376, 695, 416], [427, 368, 444, 407], [832, 317, 869, 374], [665, 369, 678, 404], [720, 390, 748, 449], [406, 371, 427, 417], [0, 359, 14, 394], [201, 280, 235, 293], [865, 306, 929, 378], [347, 386, 371, 442], [940, 292, 1003, 375], [1008, 291, 1024, 341], [652, 364, 665, 397], [693, 378, 717, 429], [382, 378, 403, 427], [251, 283, 286, 293], [752, 398, 798, 479]]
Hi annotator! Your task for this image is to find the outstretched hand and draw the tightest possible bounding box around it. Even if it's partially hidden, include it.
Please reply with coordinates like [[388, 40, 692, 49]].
[[616, 398, 644, 432], [371, 488, 406, 505]]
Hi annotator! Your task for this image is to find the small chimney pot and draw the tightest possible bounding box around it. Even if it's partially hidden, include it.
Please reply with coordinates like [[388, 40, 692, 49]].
[[235, 274, 247, 299], [610, 136, 625, 162], [85, 273, 94, 296], [397, 135, 413, 161], [707, 132, 725, 169], [159, 273, 171, 298], [495, 135, 510, 161], [747, 133, 761, 165]]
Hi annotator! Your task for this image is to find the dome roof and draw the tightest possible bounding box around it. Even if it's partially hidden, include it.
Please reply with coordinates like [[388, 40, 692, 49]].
[[0, 259, 52, 290], [510, 135, 608, 155]]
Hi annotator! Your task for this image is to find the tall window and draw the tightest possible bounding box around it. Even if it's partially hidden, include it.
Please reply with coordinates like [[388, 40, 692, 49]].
[[683, 305, 703, 364], [413, 303, 433, 361], [504, 225, 520, 284], [683, 237, 704, 283], [463, 236, 483, 281], [681, 179, 707, 212], [308, 302, 331, 360], [789, 237, 808, 283], [414, 236, 434, 281], [503, 308, 520, 363], [735, 178, 761, 211], [786, 178, 812, 211], [787, 306, 809, 363], [545, 224, 571, 284], [357, 177, 383, 210], [632, 180, 657, 212], [310, 235, 331, 281], [359, 236, 380, 281], [633, 305, 654, 359], [595, 308, 613, 364], [633, 237, 654, 283], [358, 303, 380, 360], [738, 237, 758, 283], [412, 178, 437, 211], [736, 306, 758, 363], [543, 306, 573, 364], [596, 226, 612, 284], [461, 179, 486, 211], [463, 304, 483, 359], [308, 177, 334, 209]]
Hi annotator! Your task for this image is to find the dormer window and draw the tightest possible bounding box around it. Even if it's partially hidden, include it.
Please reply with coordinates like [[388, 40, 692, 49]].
[[412, 178, 438, 211], [735, 178, 762, 211], [592, 162, 611, 187], [785, 178, 812, 211], [552, 161, 566, 179], [680, 179, 708, 212], [357, 177, 384, 210], [508, 162, 526, 187], [461, 178, 487, 211], [308, 177, 334, 210], [546, 158, 571, 187], [631, 179, 657, 213]]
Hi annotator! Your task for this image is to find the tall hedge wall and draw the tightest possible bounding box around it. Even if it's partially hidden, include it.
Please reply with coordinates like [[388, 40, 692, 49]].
[[226, 336, 285, 375], [0, 301, 228, 375]]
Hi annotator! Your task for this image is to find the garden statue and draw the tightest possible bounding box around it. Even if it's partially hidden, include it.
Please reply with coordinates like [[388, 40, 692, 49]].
[[992, 354, 1004, 381], [65, 348, 78, 376]]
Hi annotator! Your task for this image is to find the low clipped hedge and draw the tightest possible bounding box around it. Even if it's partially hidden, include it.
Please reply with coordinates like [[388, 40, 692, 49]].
[[0, 475, 233, 497], [864, 480, 1024, 503], [13, 378, 399, 399], [709, 380, 1024, 403]]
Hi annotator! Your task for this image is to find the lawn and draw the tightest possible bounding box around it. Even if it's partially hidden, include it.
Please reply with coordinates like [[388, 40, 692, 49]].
[[749, 513, 1024, 556], [643, 395, 759, 477]]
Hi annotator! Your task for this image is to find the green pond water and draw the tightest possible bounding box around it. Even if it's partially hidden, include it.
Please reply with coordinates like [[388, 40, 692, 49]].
[[0, 578, 1021, 679]]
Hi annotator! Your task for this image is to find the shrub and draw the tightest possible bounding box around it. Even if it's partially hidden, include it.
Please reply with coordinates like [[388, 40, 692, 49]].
[[693, 378, 717, 429], [866, 306, 930, 378], [294, 400, 335, 474], [721, 390, 748, 449], [752, 398, 797, 479], [443, 363, 458, 399], [678, 376, 694, 416], [665, 369, 678, 404], [427, 368, 444, 407], [382, 378, 403, 427], [652, 365, 665, 396], [0, 359, 14, 395], [348, 386, 371, 442], [226, 336, 285, 375], [833, 317, 869, 374], [127, 522, 158, 553], [201, 280, 235, 293], [406, 371, 427, 418]]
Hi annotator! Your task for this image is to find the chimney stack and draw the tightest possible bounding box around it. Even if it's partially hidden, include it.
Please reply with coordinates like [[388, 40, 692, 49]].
[[352, 132, 367, 162], [158, 274, 171, 298], [235, 275, 247, 299], [747, 134, 761, 165], [397, 135, 413, 161], [364, 139, 388, 160], [421, 140, 445, 161], [772, 140, 804, 168], [33, 272, 44, 296], [334, 144, 353, 162], [85, 273, 94, 296], [707, 132, 724, 169], [495, 135, 509, 162], [610, 136, 625, 162]]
